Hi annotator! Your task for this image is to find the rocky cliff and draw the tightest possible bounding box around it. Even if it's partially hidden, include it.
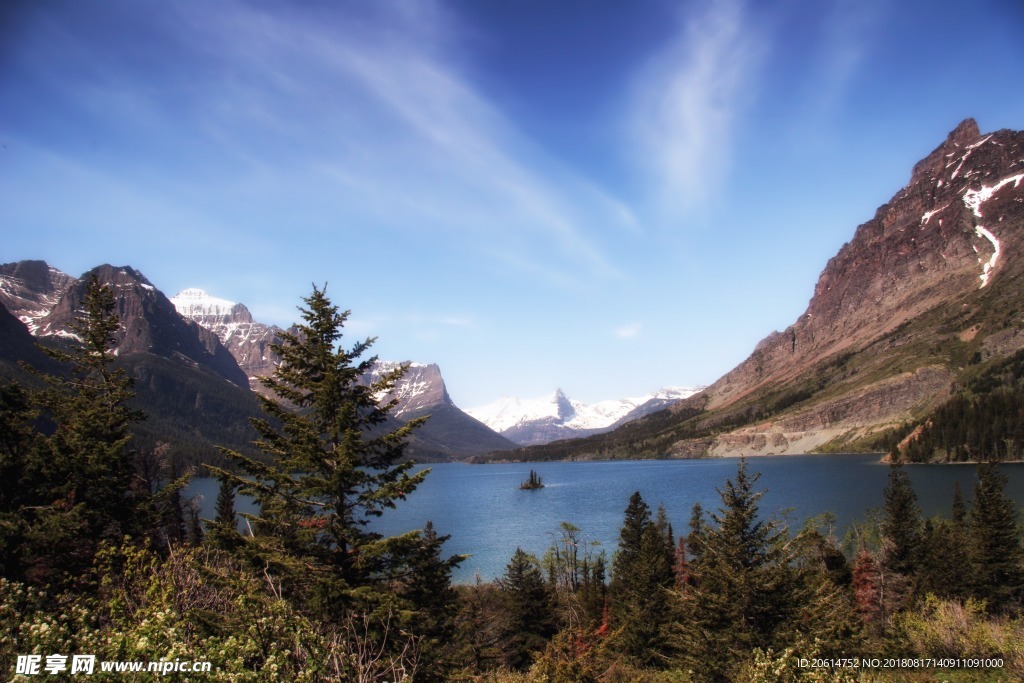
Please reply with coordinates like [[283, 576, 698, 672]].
[[0, 260, 76, 332], [510, 119, 1024, 461], [38, 265, 249, 387], [170, 288, 281, 390]]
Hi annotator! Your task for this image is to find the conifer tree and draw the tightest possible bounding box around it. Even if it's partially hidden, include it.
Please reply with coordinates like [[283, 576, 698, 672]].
[[20, 275, 147, 588], [398, 521, 464, 682], [498, 547, 555, 670], [673, 460, 802, 682], [0, 382, 36, 580], [951, 481, 968, 526], [967, 461, 1023, 612], [610, 492, 674, 664], [207, 474, 240, 550], [687, 500, 706, 565], [878, 460, 921, 616], [852, 548, 882, 628], [212, 285, 431, 617]]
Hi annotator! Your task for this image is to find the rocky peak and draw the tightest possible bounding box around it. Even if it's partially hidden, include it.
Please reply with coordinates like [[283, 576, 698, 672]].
[[708, 120, 1024, 410], [171, 288, 254, 326], [171, 288, 281, 390], [0, 260, 76, 332], [39, 265, 249, 387], [367, 361, 452, 418]]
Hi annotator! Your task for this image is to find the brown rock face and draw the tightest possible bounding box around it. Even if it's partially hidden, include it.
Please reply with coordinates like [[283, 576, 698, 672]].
[[39, 265, 249, 387], [707, 120, 1024, 413], [0, 260, 76, 332]]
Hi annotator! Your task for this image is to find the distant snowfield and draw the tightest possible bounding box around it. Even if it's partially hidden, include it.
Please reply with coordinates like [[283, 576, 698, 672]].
[[467, 386, 703, 433]]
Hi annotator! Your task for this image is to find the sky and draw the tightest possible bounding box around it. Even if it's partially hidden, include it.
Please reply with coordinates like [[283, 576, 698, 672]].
[[2, 0, 1024, 409]]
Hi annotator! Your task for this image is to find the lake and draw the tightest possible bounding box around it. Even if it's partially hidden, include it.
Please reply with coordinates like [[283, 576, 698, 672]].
[[185, 454, 1024, 583]]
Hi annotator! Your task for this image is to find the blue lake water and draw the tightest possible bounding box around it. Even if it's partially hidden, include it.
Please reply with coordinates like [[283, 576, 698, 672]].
[[186, 454, 1024, 583]]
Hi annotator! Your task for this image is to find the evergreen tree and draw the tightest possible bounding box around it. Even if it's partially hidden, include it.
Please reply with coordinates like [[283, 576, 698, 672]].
[[211, 285, 431, 617], [951, 481, 968, 526], [610, 492, 674, 665], [879, 461, 921, 614], [852, 548, 882, 628], [687, 500, 706, 565], [19, 275, 147, 588], [0, 382, 37, 580], [207, 474, 240, 550], [498, 547, 556, 670], [916, 517, 970, 601], [968, 461, 1023, 612], [673, 460, 801, 682], [397, 521, 464, 682]]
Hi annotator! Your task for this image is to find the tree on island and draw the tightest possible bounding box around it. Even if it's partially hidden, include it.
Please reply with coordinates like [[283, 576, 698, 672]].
[[520, 469, 545, 489]]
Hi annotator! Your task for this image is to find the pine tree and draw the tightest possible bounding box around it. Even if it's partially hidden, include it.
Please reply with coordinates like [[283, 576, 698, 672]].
[[673, 460, 802, 682], [0, 382, 37, 580], [610, 492, 674, 665], [852, 548, 882, 628], [20, 275, 147, 588], [397, 521, 464, 682], [687, 500, 706, 565], [951, 481, 968, 526], [207, 474, 240, 550], [880, 461, 921, 576], [967, 461, 1023, 612], [498, 547, 555, 670], [211, 285, 432, 617], [878, 460, 921, 615]]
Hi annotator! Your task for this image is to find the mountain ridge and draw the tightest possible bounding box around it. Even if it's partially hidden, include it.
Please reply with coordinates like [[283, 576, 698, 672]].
[[499, 119, 1024, 462]]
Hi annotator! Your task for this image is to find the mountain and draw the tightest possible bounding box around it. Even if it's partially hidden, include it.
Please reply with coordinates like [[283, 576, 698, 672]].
[[0, 260, 77, 333], [170, 289, 517, 460], [364, 361, 518, 459], [39, 265, 250, 388], [467, 386, 702, 446], [504, 119, 1024, 462], [170, 288, 281, 390]]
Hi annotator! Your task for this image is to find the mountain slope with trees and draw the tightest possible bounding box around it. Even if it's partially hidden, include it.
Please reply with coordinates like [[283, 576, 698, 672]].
[[504, 119, 1024, 463]]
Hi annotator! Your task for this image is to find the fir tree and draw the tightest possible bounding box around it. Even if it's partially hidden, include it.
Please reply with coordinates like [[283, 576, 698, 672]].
[[880, 461, 921, 575], [207, 474, 240, 550], [951, 481, 968, 526], [610, 492, 674, 665], [879, 460, 921, 614], [20, 275, 147, 588], [968, 461, 1023, 612], [687, 500, 706, 565], [211, 285, 432, 617], [673, 460, 802, 682], [397, 521, 464, 682], [498, 547, 555, 670]]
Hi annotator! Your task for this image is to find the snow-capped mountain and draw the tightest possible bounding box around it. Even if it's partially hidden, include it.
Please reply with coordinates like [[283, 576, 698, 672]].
[[365, 361, 450, 419], [467, 386, 703, 446], [0, 260, 77, 334], [171, 288, 281, 389], [170, 288, 516, 458]]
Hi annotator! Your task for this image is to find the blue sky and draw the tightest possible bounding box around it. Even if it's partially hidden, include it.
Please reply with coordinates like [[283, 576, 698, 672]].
[[2, 0, 1023, 408]]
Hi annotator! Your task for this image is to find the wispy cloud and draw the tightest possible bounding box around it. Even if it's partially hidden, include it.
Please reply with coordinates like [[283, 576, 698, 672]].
[[615, 322, 642, 339], [169, 0, 631, 285], [807, 0, 888, 117], [631, 0, 761, 218]]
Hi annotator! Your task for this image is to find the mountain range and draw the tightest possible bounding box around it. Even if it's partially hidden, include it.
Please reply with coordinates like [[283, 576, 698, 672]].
[[503, 119, 1024, 462], [467, 386, 702, 446], [3, 118, 1022, 466]]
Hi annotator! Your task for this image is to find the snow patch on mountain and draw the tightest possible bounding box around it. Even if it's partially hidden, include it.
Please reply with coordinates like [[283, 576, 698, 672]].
[[961, 173, 1022, 287], [467, 386, 703, 435]]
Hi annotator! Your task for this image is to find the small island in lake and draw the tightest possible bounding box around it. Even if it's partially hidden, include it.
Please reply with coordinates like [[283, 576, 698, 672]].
[[519, 469, 545, 489]]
